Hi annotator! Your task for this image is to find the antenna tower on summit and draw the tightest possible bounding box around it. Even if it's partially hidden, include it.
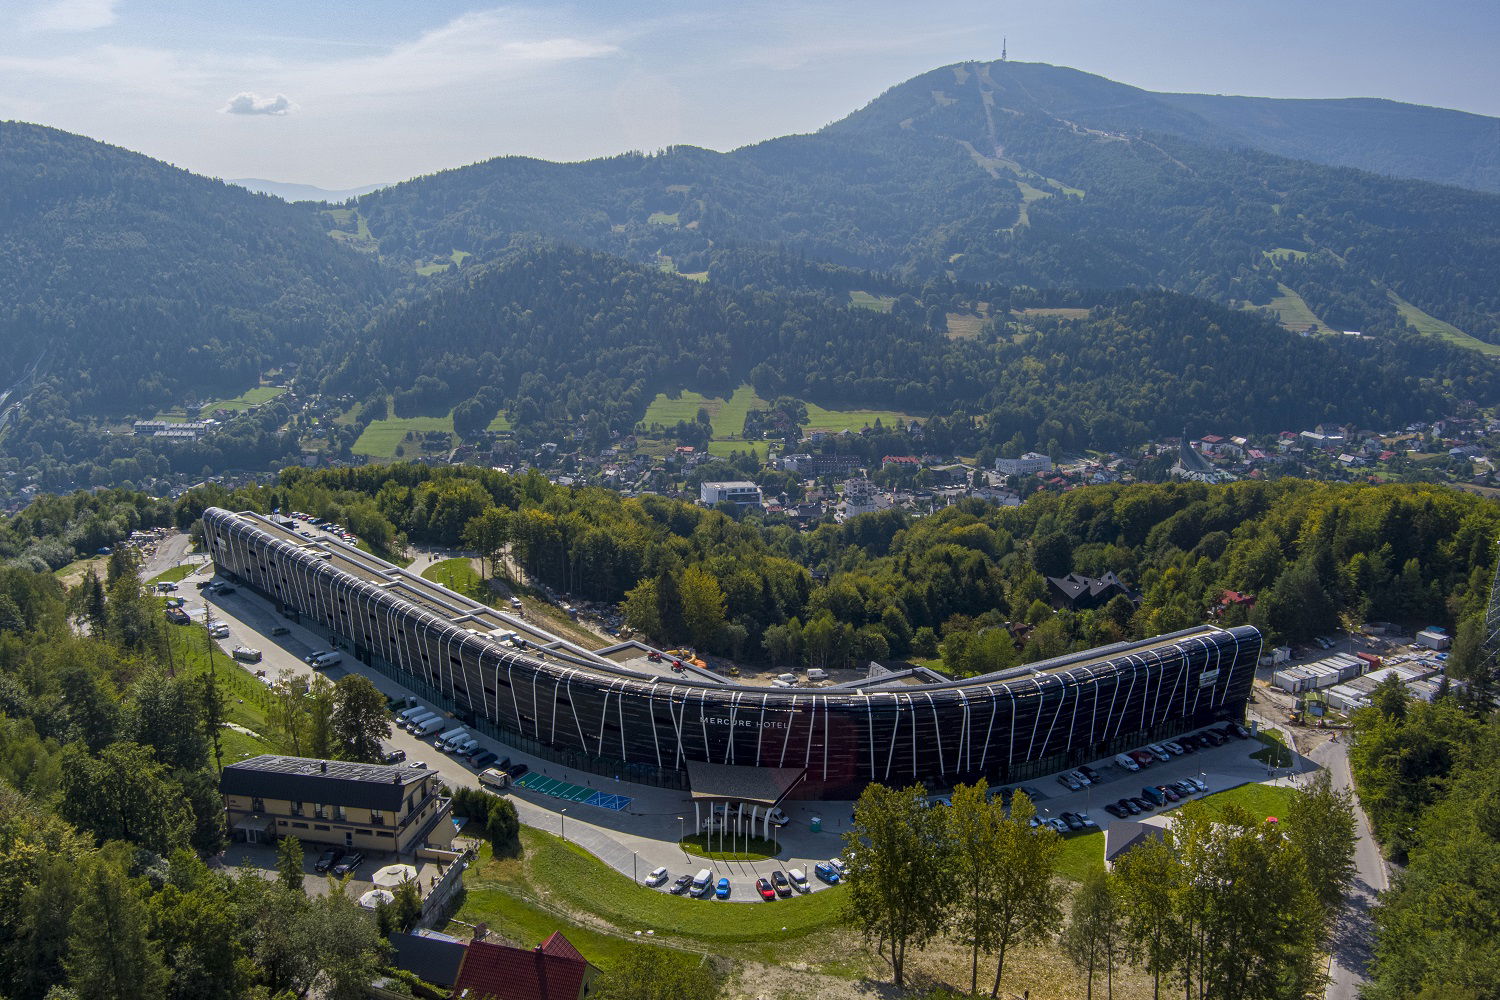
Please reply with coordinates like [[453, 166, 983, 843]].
[[1002, 38, 1007, 61]]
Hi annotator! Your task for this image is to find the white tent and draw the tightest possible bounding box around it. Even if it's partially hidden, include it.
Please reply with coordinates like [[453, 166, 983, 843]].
[[371, 863, 419, 889], [357, 888, 395, 909]]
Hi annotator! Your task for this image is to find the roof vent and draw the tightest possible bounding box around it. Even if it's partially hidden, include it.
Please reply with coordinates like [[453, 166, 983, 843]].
[[320, 761, 328, 773]]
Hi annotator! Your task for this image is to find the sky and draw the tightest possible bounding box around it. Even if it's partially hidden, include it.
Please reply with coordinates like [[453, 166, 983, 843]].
[[2, 0, 1497, 189]]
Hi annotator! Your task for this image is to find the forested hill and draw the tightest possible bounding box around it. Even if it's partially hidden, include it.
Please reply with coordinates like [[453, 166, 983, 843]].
[[0, 123, 392, 415], [839, 61, 1500, 194], [348, 60, 1500, 349], [328, 245, 1495, 452]]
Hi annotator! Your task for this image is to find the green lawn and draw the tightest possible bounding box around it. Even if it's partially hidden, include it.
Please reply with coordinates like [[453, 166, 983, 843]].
[[1388, 289, 1500, 356], [1056, 830, 1104, 881], [324, 208, 377, 252], [848, 290, 894, 312], [486, 410, 513, 433], [159, 612, 279, 763], [420, 558, 484, 600], [803, 401, 918, 433], [450, 826, 848, 968], [706, 440, 770, 460], [1250, 729, 1293, 768], [416, 249, 472, 276], [351, 409, 455, 459], [1163, 780, 1296, 822], [647, 211, 679, 225], [678, 834, 780, 861], [1262, 247, 1309, 262], [148, 563, 198, 586]]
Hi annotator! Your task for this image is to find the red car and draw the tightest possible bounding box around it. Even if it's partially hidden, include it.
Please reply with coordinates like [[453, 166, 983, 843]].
[[755, 877, 776, 901]]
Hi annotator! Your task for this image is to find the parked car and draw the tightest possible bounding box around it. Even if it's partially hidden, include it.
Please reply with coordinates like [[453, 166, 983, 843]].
[[1076, 812, 1098, 828], [1147, 744, 1172, 762], [1078, 765, 1102, 784], [788, 868, 810, 893], [209, 624, 230, 639], [408, 761, 427, 770], [331, 852, 363, 877], [1225, 723, 1250, 740], [1104, 802, 1127, 819], [766, 807, 789, 827], [1141, 786, 1165, 806], [383, 749, 407, 764], [216, 586, 236, 595], [509, 763, 529, 779], [1130, 750, 1156, 767], [669, 874, 693, 895], [756, 878, 776, 901], [313, 847, 345, 873], [1118, 797, 1141, 815], [1129, 796, 1153, 812], [1067, 769, 1092, 787], [1057, 772, 1083, 791], [1114, 752, 1140, 772], [470, 750, 497, 769], [771, 870, 792, 897], [828, 857, 848, 877], [1161, 741, 1185, 755], [645, 866, 670, 887], [1185, 776, 1209, 793], [714, 877, 731, 900], [270, 626, 290, 636], [814, 862, 841, 885], [690, 869, 713, 897], [231, 646, 262, 663], [1155, 784, 1180, 803], [1059, 812, 1084, 831]]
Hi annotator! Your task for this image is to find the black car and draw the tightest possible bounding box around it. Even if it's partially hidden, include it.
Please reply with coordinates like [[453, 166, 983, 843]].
[[771, 870, 793, 897], [1118, 798, 1141, 815], [383, 749, 407, 764], [509, 763, 529, 779], [471, 750, 497, 768], [497, 758, 512, 772], [1225, 723, 1250, 740], [330, 852, 363, 877], [1078, 765, 1102, 784], [313, 847, 345, 873], [1059, 812, 1084, 832], [271, 626, 290, 636], [216, 585, 236, 595], [1103, 803, 1127, 819], [1128, 796, 1153, 812], [669, 874, 693, 895]]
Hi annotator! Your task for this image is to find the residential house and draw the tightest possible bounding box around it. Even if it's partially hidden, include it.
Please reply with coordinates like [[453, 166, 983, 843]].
[[1046, 571, 1137, 611], [451, 931, 600, 1000]]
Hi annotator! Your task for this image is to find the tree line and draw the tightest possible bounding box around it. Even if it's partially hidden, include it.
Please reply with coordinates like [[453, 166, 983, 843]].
[[842, 774, 1356, 998]]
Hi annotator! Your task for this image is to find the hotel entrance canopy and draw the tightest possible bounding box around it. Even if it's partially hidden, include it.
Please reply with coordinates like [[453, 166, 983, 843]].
[[685, 762, 806, 807]]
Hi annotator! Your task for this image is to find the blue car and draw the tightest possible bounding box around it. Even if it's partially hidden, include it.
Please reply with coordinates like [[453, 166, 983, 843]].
[[814, 862, 841, 885], [714, 877, 731, 899]]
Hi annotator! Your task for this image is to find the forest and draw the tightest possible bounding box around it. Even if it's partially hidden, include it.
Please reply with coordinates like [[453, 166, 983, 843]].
[[322, 245, 1497, 455], [58, 464, 1491, 703]]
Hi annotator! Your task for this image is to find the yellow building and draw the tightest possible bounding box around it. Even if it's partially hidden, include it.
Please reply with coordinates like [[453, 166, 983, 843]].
[[221, 755, 455, 854]]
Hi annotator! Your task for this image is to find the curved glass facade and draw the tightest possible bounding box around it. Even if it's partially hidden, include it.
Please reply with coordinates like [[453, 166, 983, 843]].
[[204, 508, 1260, 799]]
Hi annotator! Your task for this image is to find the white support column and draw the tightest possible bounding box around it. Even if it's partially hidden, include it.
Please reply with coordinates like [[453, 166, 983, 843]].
[[750, 805, 760, 844], [694, 800, 700, 833]]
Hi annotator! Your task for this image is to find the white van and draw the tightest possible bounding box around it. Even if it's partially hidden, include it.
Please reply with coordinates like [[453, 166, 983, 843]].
[[312, 651, 342, 668], [405, 711, 439, 733], [453, 736, 480, 756], [435, 727, 466, 748], [397, 705, 427, 724], [412, 715, 446, 737], [690, 869, 713, 896]]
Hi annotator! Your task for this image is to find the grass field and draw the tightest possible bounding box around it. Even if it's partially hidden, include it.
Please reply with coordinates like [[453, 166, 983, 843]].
[[417, 249, 472, 276], [678, 271, 709, 283], [154, 384, 287, 421], [420, 557, 484, 600], [945, 312, 986, 339], [848, 290, 894, 312], [351, 409, 455, 458], [323, 208, 377, 252], [647, 211, 679, 225], [1250, 729, 1294, 768], [1012, 307, 1090, 319], [706, 440, 770, 460], [486, 409, 513, 432], [642, 384, 919, 444], [1254, 283, 1332, 333], [1388, 289, 1500, 356], [451, 826, 846, 966], [1263, 247, 1309, 262]]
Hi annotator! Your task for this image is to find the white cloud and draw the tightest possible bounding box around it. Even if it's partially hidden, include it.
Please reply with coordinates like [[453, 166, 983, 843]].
[[27, 0, 118, 32], [221, 91, 296, 116]]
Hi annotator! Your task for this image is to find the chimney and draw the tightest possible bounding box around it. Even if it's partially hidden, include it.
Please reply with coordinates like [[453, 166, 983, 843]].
[[320, 761, 328, 773]]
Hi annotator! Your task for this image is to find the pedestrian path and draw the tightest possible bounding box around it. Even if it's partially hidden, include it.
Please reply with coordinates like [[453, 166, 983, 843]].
[[515, 772, 633, 811]]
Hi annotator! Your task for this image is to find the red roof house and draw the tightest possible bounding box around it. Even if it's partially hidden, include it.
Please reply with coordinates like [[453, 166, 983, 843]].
[[453, 932, 599, 1000]]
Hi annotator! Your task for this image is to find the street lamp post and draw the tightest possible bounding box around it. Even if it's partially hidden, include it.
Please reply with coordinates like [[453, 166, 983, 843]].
[[632, 851, 637, 882], [677, 815, 684, 852], [560, 808, 567, 842]]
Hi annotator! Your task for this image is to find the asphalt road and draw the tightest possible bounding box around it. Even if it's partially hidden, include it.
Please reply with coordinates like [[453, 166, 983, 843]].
[[1313, 737, 1387, 1000]]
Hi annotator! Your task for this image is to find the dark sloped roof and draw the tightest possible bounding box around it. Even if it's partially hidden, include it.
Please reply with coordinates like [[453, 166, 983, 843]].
[[1047, 572, 1129, 603], [686, 761, 807, 806], [220, 755, 428, 812], [453, 936, 590, 1000], [388, 931, 467, 987]]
